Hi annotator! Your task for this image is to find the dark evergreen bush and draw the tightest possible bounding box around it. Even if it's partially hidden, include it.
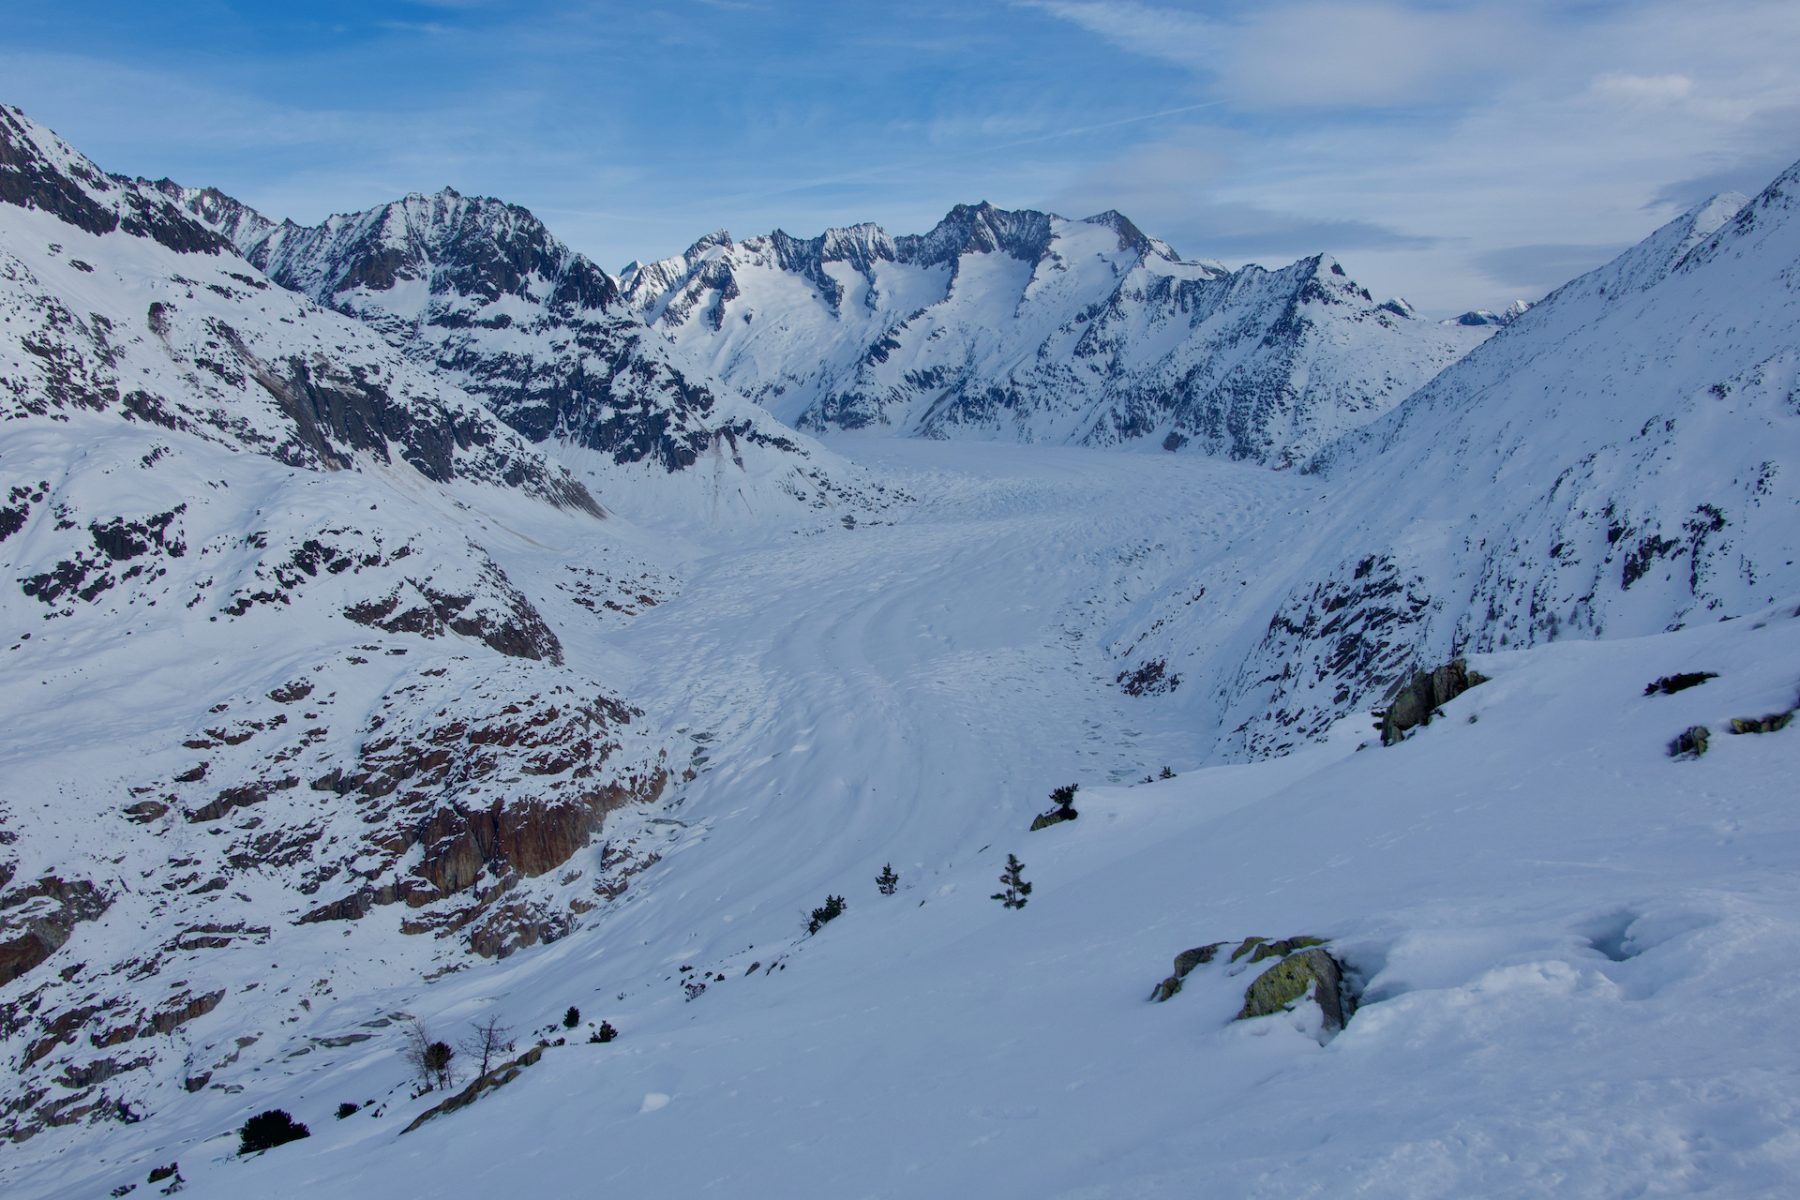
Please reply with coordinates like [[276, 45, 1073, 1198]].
[[238, 1109, 310, 1155], [807, 894, 847, 934], [334, 1102, 359, 1120], [562, 1005, 581, 1029], [875, 863, 899, 895], [1644, 671, 1717, 696]]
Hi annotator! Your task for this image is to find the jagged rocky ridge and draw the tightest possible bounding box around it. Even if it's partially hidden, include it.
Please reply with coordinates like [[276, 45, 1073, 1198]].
[[0, 106, 686, 1139], [620, 201, 1491, 464], [155, 182, 891, 524]]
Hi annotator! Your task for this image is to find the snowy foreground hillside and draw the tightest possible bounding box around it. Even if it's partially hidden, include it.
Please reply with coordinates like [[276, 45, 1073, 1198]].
[[4, 99, 1800, 1198], [16, 554, 1800, 1198]]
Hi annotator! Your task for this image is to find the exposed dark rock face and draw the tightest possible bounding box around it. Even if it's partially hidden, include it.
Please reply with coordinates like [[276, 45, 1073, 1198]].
[[344, 558, 564, 664], [170, 185, 786, 476], [1644, 671, 1717, 696], [0, 106, 227, 256], [0, 878, 109, 986], [1375, 658, 1488, 746]]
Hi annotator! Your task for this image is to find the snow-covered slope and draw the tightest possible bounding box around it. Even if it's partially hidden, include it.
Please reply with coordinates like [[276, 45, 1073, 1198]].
[[16, 564, 1800, 1198], [1109, 179, 1800, 757], [0, 105, 691, 1139], [622, 203, 1490, 464], [156, 183, 894, 530]]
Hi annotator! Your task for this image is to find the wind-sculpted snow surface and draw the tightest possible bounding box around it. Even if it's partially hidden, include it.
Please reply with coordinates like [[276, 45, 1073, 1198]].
[[621, 202, 1489, 463]]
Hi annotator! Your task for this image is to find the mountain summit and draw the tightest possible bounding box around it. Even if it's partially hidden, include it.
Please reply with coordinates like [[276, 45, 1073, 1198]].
[[621, 202, 1491, 464]]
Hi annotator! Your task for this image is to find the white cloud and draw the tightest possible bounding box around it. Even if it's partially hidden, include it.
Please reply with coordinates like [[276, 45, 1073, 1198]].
[[1020, 0, 1800, 311]]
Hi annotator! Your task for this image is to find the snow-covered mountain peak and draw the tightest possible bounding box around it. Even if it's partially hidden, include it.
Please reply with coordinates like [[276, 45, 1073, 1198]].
[[623, 201, 1488, 459], [0, 104, 227, 256], [1185, 154, 1800, 756], [896, 200, 1055, 266], [156, 174, 892, 522]]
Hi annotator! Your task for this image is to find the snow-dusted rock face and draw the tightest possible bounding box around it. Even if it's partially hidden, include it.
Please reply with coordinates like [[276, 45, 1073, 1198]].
[[621, 201, 1490, 464], [0, 107, 683, 1140], [156, 181, 897, 527], [170, 186, 795, 467], [1109, 177, 1800, 757]]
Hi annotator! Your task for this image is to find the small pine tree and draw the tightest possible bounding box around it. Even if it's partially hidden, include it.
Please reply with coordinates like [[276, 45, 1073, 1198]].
[[875, 863, 899, 895], [562, 1005, 581, 1029], [590, 1020, 618, 1044], [992, 854, 1032, 910], [807, 894, 847, 934], [1159, 765, 1175, 779], [334, 1102, 359, 1120], [237, 1109, 310, 1155], [1049, 783, 1078, 814]]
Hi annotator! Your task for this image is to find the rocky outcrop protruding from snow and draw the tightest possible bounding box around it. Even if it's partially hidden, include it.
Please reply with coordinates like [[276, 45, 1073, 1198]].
[[1148, 942, 1224, 1002], [1236, 945, 1351, 1033], [0, 879, 109, 987], [1375, 659, 1487, 745]]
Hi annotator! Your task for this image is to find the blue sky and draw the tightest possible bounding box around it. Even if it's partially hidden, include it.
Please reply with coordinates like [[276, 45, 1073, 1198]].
[[5, 0, 1799, 312]]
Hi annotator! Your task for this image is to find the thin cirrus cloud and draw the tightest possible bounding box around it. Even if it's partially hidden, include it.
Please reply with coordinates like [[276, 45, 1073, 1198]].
[[1015, 0, 1534, 110]]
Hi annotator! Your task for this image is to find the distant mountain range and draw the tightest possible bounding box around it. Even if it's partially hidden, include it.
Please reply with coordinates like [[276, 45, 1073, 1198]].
[[618, 202, 1493, 465]]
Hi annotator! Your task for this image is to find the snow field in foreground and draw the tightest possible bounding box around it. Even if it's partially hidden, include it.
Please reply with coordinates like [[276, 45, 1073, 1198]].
[[26, 455, 1799, 1197]]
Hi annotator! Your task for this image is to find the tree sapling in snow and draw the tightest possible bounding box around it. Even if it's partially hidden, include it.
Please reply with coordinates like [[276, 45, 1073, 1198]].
[[993, 854, 1032, 909]]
